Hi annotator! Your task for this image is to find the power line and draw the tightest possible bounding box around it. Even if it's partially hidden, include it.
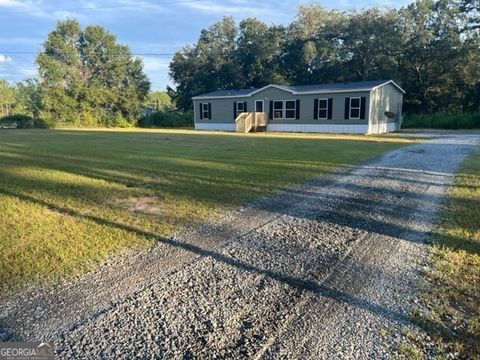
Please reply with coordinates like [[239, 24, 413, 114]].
[[0, 51, 176, 56], [0, 0, 202, 16]]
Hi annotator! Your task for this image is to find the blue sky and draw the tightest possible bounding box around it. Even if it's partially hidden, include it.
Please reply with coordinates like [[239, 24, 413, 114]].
[[0, 0, 414, 90]]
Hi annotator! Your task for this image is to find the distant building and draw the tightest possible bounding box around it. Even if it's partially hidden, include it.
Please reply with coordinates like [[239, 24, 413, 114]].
[[141, 106, 157, 117]]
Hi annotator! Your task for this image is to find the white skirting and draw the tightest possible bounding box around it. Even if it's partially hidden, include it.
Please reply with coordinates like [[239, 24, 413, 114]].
[[195, 122, 398, 134], [368, 122, 398, 134], [267, 123, 369, 134], [195, 122, 235, 131]]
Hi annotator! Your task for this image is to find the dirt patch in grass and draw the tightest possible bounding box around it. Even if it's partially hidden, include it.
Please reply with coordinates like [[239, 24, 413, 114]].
[[124, 196, 165, 215]]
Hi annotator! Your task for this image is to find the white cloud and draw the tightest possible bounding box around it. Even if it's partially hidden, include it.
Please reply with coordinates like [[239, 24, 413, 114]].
[[0, 54, 13, 63], [140, 56, 169, 73], [0, 0, 41, 12], [0, 0, 24, 7], [0, 0, 168, 21], [179, 0, 272, 16]]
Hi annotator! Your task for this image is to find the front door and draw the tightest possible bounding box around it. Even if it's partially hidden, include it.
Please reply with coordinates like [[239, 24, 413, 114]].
[[255, 100, 263, 112]]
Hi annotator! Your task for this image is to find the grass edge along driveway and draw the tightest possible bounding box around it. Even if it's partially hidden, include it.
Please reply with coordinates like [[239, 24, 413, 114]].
[[0, 129, 415, 294], [399, 148, 480, 359]]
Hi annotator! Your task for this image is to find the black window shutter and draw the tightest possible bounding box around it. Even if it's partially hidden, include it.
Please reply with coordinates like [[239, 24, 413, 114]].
[[295, 99, 300, 119], [269, 101, 273, 120], [199, 102, 203, 120], [313, 99, 319, 120], [360, 97, 366, 120], [244, 101, 247, 112], [328, 98, 333, 120], [233, 102, 237, 119], [208, 103, 212, 119], [344, 97, 350, 119]]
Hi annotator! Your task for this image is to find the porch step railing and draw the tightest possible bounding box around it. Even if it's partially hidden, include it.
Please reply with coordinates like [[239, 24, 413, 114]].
[[235, 112, 267, 133]]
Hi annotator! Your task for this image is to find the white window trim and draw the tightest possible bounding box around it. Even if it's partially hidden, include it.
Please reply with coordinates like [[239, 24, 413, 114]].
[[202, 103, 210, 119], [255, 100, 264, 112], [284, 100, 296, 120], [349, 97, 361, 120], [273, 100, 284, 119], [318, 98, 329, 120]]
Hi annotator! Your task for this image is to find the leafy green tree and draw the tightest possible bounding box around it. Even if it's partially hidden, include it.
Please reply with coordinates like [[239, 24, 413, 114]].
[[340, 8, 401, 81], [0, 80, 15, 117], [36, 19, 150, 125], [236, 18, 286, 88], [196, 17, 242, 90], [169, 17, 243, 109], [397, 0, 471, 112], [15, 78, 43, 119], [281, 5, 345, 84], [145, 91, 173, 111]]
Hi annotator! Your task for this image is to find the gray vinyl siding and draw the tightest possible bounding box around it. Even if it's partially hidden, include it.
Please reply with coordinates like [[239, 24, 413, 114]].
[[369, 83, 403, 125], [194, 87, 371, 125], [195, 97, 244, 124]]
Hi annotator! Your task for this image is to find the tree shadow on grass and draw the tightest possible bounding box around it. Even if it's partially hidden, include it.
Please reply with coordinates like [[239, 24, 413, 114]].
[[0, 187, 404, 321], [0, 183, 463, 348]]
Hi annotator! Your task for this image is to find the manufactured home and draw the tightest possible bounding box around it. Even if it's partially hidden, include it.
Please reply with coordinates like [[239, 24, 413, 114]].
[[192, 80, 404, 134]]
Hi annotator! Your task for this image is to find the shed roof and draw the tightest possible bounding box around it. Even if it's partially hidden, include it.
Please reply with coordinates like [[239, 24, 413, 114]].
[[192, 80, 405, 100]]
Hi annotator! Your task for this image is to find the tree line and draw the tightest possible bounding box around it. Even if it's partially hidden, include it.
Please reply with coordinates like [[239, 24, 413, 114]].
[[1, 0, 479, 127], [169, 0, 480, 114]]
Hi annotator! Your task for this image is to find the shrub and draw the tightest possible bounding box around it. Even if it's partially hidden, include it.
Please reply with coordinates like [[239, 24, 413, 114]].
[[76, 111, 98, 127], [33, 117, 54, 129], [0, 114, 35, 128], [403, 112, 480, 129], [138, 110, 194, 128], [110, 114, 132, 128]]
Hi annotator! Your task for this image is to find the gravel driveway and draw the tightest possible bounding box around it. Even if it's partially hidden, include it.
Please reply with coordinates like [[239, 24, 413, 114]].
[[1, 133, 478, 359]]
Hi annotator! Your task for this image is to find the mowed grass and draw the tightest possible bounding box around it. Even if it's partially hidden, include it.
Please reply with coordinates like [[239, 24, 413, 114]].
[[0, 129, 413, 293], [405, 149, 480, 358]]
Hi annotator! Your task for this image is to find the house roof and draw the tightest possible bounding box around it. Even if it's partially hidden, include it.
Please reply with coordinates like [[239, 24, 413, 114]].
[[192, 80, 405, 100]]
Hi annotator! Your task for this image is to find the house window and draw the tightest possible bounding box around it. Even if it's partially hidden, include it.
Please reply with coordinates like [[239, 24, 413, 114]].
[[202, 103, 210, 119], [285, 100, 296, 119], [318, 98, 328, 119], [273, 100, 284, 119], [236, 102, 244, 117], [255, 100, 263, 112], [349, 97, 361, 119]]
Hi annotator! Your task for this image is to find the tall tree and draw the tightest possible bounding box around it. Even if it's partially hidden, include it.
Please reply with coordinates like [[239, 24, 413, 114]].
[[282, 5, 345, 84], [16, 78, 43, 118], [340, 8, 401, 81], [37, 19, 150, 125], [236, 19, 286, 88], [170, 17, 242, 109], [145, 91, 173, 111], [397, 0, 470, 113], [0, 80, 15, 117]]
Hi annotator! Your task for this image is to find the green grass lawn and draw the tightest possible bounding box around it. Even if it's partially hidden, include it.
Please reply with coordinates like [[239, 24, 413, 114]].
[[0, 129, 413, 294], [401, 149, 480, 358]]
